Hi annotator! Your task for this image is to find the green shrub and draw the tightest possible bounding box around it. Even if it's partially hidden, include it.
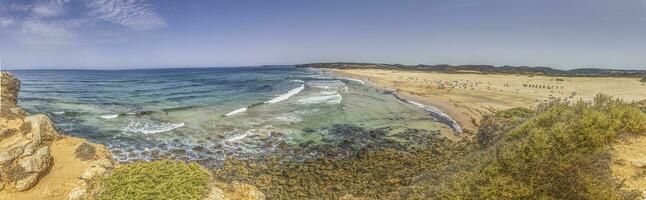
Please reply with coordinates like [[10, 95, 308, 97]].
[[433, 94, 646, 199], [96, 160, 212, 200]]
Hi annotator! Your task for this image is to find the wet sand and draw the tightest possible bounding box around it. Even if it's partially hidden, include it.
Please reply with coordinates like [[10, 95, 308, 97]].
[[327, 68, 646, 132]]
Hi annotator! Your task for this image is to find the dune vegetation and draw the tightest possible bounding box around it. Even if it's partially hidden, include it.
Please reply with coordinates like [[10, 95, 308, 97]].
[[419, 94, 646, 199]]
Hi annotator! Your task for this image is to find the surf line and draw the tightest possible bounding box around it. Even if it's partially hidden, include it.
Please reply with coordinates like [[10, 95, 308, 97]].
[[265, 84, 305, 104], [383, 91, 463, 134], [224, 84, 305, 117], [224, 107, 248, 116]]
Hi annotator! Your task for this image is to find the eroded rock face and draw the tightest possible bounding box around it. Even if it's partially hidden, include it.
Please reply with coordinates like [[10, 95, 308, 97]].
[[1, 71, 117, 199], [0, 116, 59, 192], [1, 72, 58, 191], [1, 72, 20, 108], [1, 72, 25, 118]]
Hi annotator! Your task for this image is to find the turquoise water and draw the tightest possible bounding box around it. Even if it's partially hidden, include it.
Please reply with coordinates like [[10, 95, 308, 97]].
[[12, 67, 450, 166]]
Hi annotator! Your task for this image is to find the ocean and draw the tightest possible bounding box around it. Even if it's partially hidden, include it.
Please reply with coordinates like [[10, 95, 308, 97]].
[[11, 66, 451, 166]]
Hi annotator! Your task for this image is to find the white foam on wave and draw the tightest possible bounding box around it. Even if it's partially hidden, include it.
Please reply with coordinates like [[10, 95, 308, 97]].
[[224, 107, 248, 116], [225, 133, 249, 142], [341, 86, 348, 93], [341, 77, 365, 85], [298, 93, 343, 104], [53, 111, 65, 115], [122, 121, 185, 134], [307, 80, 346, 89], [291, 80, 305, 83], [99, 114, 119, 119], [265, 84, 305, 104]]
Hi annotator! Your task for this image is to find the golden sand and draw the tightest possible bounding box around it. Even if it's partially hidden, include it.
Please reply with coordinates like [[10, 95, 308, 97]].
[[329, 68, 646, 132]]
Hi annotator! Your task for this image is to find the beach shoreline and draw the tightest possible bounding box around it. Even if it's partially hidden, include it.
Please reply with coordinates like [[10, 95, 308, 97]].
[[323, 68, 646, 134], [324, 68, 478, 133]]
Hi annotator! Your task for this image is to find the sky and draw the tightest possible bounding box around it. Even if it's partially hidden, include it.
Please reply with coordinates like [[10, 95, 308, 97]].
[[0, 0, 645, 70]]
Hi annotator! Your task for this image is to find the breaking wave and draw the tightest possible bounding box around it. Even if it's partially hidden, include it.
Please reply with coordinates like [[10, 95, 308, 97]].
[[298, 94, 343, 104], [224, 107, 248, 116], [99, 114, 119, 119], [265, 84, 305, 104]]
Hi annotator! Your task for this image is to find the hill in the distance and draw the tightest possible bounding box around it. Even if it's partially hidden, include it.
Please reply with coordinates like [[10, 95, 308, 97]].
[[296, 62, 646, 77]]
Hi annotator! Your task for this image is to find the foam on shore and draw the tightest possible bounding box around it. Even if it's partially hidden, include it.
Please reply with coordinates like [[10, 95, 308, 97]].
[[406, 100, 462, 133]]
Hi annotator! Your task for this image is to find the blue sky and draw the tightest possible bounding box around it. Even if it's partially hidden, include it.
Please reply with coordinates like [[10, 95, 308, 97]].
[[0, 0, 645, 70]]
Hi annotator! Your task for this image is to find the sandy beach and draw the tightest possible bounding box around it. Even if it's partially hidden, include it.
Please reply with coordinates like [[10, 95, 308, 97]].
[[328, 68, 646, 132]]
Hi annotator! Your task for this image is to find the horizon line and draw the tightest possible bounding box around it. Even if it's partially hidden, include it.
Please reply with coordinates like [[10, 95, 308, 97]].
[[1, 62, 645, 71]]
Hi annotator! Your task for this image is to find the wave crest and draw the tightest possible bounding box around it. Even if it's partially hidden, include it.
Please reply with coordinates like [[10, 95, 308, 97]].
[[265, 84, 305, 104], [298, 93, 342, 104], [99, 114, 119, 119], [224, 107, 248, 116]]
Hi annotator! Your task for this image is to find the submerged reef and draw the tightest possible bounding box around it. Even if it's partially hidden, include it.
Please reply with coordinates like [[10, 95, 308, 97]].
[[212, 128, 474, 199]]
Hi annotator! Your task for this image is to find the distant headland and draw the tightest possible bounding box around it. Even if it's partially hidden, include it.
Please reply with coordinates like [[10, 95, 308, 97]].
[[296, 62, 646, 77]]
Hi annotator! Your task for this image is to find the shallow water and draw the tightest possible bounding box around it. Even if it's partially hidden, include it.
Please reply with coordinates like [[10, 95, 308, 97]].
[[12, 66, 450, 166]]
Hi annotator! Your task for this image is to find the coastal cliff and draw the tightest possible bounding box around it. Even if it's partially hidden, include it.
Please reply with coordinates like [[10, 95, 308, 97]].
[[0, 71, 116, 199]]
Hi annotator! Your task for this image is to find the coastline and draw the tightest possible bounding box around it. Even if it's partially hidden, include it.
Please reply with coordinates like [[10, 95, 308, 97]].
[[380, 90, 462, 134], [323, 68, 476, 133], [323, 67, 646, 134]]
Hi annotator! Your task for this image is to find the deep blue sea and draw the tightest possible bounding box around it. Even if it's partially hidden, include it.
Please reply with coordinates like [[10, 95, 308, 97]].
[[11, 66, 450, 166]]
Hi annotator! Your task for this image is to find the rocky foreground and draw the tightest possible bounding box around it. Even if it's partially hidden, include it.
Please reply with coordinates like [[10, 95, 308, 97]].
[[0, 71, 116, 199], [0, 72, 265, 200]]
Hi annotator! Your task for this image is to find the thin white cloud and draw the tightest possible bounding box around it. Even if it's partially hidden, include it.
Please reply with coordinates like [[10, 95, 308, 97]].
[[0, 0, 167, 44], [85, 0, 167, 31], [21, 18, 82, 39], [31, 0, 71, 17], [0, 18, 16, 27]]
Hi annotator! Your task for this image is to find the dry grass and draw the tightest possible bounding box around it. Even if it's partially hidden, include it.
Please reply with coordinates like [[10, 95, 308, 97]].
[[74, 142, 96, 161]]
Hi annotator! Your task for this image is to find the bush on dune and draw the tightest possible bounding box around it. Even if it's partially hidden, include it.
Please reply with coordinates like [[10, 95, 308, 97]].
[[96, 160, 212, 200], [433, 94, 646, 199]]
